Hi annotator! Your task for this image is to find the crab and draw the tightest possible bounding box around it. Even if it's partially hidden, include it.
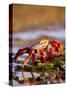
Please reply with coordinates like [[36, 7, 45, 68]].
[[14, 39, 63, 67]]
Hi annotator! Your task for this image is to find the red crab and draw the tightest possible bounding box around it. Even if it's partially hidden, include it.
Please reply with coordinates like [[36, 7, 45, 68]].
[[14, 39, 63, 67]]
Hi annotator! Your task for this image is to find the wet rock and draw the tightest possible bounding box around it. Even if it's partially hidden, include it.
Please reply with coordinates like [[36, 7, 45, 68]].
[[15, 65, 22, 71], [44, 80, 51, 84], [36, 77, 42, 81], [60, 64, 65, 71], [45, 72, 49, 77]]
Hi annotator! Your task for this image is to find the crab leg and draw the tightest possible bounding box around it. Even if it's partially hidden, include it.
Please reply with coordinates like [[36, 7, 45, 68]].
[[40, 49, 47, 63], [30, 52, 37, 79], [32, 52, 37, 65], [22, 49, 36, 81], [50, 40, 63, 56], [14, 47, 30, 61], [23, 48, 35, 67]]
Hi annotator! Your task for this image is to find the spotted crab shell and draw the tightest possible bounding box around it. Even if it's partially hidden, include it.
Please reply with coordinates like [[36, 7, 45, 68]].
[[32, 39, 49, 49]]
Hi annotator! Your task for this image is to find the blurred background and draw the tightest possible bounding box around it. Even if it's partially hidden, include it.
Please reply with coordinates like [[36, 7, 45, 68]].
[[9, 4, 65, 54]]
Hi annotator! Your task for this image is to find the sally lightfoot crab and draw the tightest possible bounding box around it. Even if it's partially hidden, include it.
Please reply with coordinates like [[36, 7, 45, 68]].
[[14, 39, 63, 67]]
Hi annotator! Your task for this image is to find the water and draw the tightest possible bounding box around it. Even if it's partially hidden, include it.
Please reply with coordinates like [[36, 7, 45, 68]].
[[12, 28, 65, 40]]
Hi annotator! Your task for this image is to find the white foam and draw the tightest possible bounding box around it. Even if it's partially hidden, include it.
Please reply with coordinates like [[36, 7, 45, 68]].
[[13, 28, 65, 40]]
